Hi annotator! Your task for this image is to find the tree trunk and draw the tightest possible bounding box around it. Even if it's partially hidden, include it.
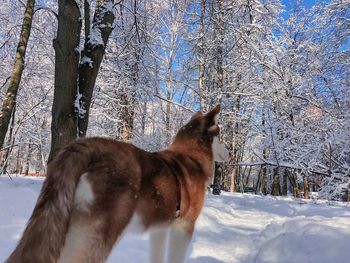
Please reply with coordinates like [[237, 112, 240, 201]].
[[116, 2, 139, 141], [303, 175, 309, 199], [120, 89, 136, 141], [245, 164, 252, 186], [212, 162, 222, 195], [198, 0, 206, 111], [215, 0, 224, 106], [23, 141, 32, 175], [165, 80, 171, 144], [48, 0, 82, 163], [255, 166, 262, 194], [230, 93, 241, 192], [212, 0, 224, 192], [282, 168, 288, 195], [271, 166, 281, 196], [77, 0, 115, 137], [141, 93, 147, 135], [288, 170, 300, 198], [261, 101, 268, 195], [1, 103, 16, 174], [49, 0, 116, 162], [223, 167, 228, 191], [15, 148, 23, 174], [261, 164, 268, 195], [230, 163, 237, 192], [165, 33, 175, 145], [0, 0, 35, 149]]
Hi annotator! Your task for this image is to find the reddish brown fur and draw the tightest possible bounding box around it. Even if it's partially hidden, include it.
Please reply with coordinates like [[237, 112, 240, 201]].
[[6, 105, 221, 263]]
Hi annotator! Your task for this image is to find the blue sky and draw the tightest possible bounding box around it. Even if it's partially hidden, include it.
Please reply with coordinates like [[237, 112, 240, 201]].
[[281, 0, 318, 19]]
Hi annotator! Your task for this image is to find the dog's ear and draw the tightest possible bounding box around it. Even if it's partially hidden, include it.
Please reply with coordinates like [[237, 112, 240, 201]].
[[205, 104, 221, 135], [191, 111, 203, 120], [206, 104, 220, 118], [205, 104, 221, 124]]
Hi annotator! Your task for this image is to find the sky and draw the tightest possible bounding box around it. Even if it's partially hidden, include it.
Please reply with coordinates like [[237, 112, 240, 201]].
[[281, 0, 318, 19]]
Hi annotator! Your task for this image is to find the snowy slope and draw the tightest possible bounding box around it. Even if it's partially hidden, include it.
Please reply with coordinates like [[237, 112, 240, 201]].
[[1, 176, 350, 263]]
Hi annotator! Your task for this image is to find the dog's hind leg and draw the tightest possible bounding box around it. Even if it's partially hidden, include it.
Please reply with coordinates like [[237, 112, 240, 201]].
[[167, 220, 194, 263], [57, 213, 103, 263], [150, 227, 169, 263], [58, 174, 139, 263]]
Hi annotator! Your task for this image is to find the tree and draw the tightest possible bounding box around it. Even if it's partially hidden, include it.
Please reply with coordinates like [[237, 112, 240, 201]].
[[0, 0, 349, 201], [0, 0, 35, 150], [48, 0, 115, 162]]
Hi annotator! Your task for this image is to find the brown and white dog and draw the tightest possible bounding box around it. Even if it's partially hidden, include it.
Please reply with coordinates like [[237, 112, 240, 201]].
[[6, 105, 229, 263]]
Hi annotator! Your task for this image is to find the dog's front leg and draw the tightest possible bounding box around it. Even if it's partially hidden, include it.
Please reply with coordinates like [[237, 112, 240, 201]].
[[150, 228, 169, 263], [167, 220, 194, 263]]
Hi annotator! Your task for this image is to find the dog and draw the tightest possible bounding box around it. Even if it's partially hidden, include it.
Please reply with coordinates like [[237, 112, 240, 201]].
[[6, 104, 229, 263]]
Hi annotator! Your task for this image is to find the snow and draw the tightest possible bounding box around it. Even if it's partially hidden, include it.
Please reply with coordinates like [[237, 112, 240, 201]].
[[88, 27, 104, 47], [80, 55, 93, 68], [74, 90, 86, 119], [1, 176, 350, 263], [75, 0, 84, 21]]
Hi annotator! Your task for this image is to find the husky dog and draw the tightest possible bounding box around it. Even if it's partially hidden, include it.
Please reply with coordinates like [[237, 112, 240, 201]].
[[6, 105, 229, 263]]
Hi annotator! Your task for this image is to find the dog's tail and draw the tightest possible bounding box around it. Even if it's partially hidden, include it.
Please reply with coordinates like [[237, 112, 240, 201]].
[[6, 140, 96, 263]]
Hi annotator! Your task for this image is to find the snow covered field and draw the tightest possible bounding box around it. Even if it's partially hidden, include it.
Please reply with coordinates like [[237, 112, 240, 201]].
[[1, 176, 350, 263]]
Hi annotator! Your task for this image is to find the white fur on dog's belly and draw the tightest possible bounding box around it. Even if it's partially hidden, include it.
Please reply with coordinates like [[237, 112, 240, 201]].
[[74, 173, 94, 210]]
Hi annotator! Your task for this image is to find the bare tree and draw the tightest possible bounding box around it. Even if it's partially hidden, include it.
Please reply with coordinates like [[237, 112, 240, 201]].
[[48, 0, 115, 162], [0, 0, 35, 150]]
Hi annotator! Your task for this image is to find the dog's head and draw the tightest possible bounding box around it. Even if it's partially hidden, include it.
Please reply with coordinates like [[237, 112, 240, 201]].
[[173, 105, 230, 162], [176, 104, 221, 140]]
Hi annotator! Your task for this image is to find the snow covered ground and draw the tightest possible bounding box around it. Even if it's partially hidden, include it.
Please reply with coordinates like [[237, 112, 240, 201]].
[[1, 176, 350, 263]]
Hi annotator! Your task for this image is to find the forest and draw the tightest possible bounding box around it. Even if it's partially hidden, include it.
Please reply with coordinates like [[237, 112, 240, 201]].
[[0, 0, 349, 201]]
